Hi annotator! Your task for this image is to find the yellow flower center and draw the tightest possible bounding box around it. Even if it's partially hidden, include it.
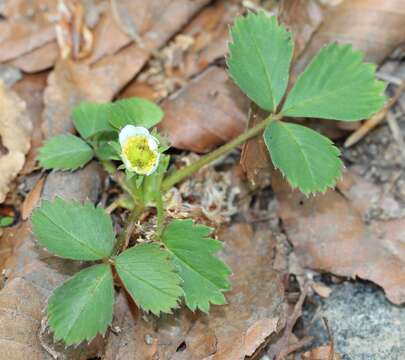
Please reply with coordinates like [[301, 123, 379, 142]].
[[123, 136, 158, 174]]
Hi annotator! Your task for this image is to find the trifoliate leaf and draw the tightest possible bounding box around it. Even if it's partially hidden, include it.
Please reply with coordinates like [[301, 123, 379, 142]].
[[32, 197, 115, 260], [47, 264, 114, 345], [72, 101, 115, 139], [108, 97, 164, 129], [227, 12, 293, 112], [37, 134, 93, 170], [282, 43, 386, 120], [162, 219, 231, 313], [114, 243, 183, 315], [264, 121, 342, 195]]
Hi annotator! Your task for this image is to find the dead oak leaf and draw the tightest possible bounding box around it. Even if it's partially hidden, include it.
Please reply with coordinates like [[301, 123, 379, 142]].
[[273, 170, 405, 305], [0, 81, 32, 203]]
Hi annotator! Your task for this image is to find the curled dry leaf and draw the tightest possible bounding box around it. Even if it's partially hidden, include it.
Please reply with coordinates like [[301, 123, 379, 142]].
[[12, 73, 48, 175], [0, 81, 32, 203], [159, 66, 249, 153], [240, 103, 272, 187], [273, 170, 405, 305], [21, 176, 45, 220], [105, 223, 287, 360]]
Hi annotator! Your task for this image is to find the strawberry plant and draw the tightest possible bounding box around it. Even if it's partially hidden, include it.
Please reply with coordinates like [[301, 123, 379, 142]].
[[32, 12, 385, 345]]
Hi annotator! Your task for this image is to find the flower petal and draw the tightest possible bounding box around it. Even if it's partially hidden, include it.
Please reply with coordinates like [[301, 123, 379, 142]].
[[119, 125, 150, 146]]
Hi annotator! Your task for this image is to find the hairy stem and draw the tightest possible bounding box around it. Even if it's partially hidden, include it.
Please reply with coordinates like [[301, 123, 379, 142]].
[[114, 205, 145, 255], [161, 113, 281, 192], [154, 194, 165, 238]]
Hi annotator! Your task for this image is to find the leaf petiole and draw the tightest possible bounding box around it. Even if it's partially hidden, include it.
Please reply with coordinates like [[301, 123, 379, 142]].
[[161, 113, 282, 192]]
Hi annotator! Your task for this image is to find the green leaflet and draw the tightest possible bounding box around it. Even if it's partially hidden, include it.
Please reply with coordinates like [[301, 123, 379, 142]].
[[47, 264, 114, 345], [162, 219, 231, 313], [108, 97, 164, 129], [37, 134, 94, 170], [264, 121, 342, 195], [282, 43, 386, 120], [115, 243, 183, 315], [72, 101, 115, 139], [228, 12, 293, 112], [32, 198, 115, 260]]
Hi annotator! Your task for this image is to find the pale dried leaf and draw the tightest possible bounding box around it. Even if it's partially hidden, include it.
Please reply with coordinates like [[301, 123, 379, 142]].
[[0, 81, 32, 202], [273, 170, 405, 304], [21, 176, 45, 220]]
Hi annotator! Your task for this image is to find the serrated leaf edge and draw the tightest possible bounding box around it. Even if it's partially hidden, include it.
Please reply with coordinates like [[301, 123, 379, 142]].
[[32, 197, 115, 260], [37, 134, 94, 171], [264, 123, 343, 196], [47, 264, 114, 346]]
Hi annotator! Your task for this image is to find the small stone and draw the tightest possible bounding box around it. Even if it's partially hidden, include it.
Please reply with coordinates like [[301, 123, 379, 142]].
[[144, 334, 154, 345]]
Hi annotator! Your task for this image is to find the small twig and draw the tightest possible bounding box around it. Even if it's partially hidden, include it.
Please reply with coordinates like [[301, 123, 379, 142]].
[[39, 318, 61, 359], [114, 205, 146, 255], [161, 114, 282, 192], [345, 79, 405, 147], [386, 112, 405, 160], [275, 336, 313, 360], [272, 283, 310, 360], [376, 72, 403, 86], [323, 317, 335, 360]]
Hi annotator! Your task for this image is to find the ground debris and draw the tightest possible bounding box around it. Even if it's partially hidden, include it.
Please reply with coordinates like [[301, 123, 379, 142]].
[[0, 81, 32, 203]]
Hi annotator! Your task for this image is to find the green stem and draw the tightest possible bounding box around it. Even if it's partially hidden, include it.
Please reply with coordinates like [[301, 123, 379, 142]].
[[114, 204, 145, 255], [161, 113, 281, 192], [154, 194, 165, 238]]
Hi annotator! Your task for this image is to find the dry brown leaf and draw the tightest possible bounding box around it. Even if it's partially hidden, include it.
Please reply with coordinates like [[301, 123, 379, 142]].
[[42, 0, 211, 137], [0, 81, 32, 203], [12, 73, 47, 174], [159, 66, 249, 153], [302, 345, 342, 360], [279, 0, 325, 60], [181, 0, 241, 78], [104, 293, 197, 360], [104, 223, 287, 360], [0, 163, 105, 360], [8, 42, 59, 73], [42, 59, 110, 137], [86, 0, 211, 65], [0, 0, 57, 62], [21, 176, 45, 220], [294, 0, 405, 72], [273, 170, 405, 305], [172, 224, 287, 360], [312, 283, 333, 299], [240, 103, 272, 187]]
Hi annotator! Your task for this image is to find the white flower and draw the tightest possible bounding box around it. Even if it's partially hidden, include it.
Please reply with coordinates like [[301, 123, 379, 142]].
[[119, 125, 160, 175]]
